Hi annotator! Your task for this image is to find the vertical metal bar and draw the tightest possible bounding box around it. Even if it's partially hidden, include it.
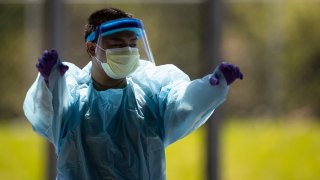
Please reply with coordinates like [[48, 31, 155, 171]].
[[43, 0, 66, 179], [201, 0, 225, 180], [44, 0, 66, 53]]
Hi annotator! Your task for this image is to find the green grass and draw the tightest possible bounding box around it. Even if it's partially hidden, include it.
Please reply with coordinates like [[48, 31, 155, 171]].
[[220, 119, 320, 180], [166, 127, 206, 180], [1, 119, 320, 180], [166, 119, 320, 180], [0, 121, 46, 180]]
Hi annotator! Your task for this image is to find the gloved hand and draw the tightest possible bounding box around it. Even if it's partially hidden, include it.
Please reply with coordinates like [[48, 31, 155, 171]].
[[36, 49, 69, 83], [209, 62, 243, 86]]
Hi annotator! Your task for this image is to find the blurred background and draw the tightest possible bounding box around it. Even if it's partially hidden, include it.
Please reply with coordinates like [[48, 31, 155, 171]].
[[0, 0, 320, 179]]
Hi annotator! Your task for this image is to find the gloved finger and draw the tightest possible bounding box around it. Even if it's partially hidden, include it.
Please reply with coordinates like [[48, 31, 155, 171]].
[[36, 63, 43, 70], [59, 63, 69, 76], [227, 64, 239, 77], [239, 71, 244, 80], [39, 52, 50, 66], [37, 57, 45, 67], [221, 63, 234, 75], [234, 66, 240, 78], [209, 73, 219, 86], [234, 66, 244, 80], [47, 49, 56, 61], [43, 50, 49, 55], [219, 63, 227, 71], [48, 52, 58, 65], [43, 50, 50, 59], [237, 66, 244, 80], [230, 65, 237, 77], [50, 49, 58, 60]]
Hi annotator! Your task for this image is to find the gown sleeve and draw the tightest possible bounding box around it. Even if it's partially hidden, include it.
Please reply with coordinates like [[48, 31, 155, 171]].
[[155, 64, 229, 147], [23, 61, 90, 152]]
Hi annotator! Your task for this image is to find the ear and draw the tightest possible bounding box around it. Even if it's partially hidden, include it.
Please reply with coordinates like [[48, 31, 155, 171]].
[[86, 42, 96, 57]]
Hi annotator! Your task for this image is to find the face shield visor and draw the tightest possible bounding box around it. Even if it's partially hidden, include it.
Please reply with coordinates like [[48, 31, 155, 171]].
[[86, 18, 155, 64]]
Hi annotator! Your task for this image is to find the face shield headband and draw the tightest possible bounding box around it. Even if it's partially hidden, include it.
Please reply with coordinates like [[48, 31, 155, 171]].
[[86, 18, 155, 63]]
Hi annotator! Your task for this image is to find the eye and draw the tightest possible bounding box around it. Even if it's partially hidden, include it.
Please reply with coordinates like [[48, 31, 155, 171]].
[[129, 43, 137, 48], [109, 43, 126, 48]]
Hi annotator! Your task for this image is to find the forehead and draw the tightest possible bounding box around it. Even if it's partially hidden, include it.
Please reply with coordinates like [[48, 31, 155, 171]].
[[102, 31, 137, 42]]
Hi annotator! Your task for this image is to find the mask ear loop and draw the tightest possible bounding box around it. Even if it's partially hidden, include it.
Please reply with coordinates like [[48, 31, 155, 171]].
[[94, 45, 108, 60], [92, 44, 109, 76], [95, 44, 106, 52]]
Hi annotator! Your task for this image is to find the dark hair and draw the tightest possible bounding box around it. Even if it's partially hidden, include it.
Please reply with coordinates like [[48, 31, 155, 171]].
[[84, 8, 133, 42]]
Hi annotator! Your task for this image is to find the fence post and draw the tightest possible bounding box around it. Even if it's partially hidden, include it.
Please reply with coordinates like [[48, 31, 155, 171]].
[[43, 0, 66, 179], [202, 0, 225, 179]]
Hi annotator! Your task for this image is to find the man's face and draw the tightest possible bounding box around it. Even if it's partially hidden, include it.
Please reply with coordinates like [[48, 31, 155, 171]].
[[100, 31, 138, 49], [92, 31, 138, 62]]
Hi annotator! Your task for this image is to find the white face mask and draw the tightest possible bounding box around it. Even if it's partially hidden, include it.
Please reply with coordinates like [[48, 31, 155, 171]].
[[95, 47, 140, 79]]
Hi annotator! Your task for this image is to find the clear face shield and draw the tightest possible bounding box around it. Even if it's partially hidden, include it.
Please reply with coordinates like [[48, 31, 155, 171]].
[[86, 18, 155, 64]]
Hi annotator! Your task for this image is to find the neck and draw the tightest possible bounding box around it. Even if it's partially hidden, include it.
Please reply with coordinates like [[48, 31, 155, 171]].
[[91, 59, 127, 91], [92, 77, 127, 91]]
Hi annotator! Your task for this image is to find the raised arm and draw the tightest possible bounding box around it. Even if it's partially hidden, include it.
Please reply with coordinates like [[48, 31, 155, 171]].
[[23, 49, 72, 152], [161, 62, 243, 147]]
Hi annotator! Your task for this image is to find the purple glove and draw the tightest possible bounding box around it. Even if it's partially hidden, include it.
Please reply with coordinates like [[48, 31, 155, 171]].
[[36, 49, 69, 83], [209, 62, 243, 86]]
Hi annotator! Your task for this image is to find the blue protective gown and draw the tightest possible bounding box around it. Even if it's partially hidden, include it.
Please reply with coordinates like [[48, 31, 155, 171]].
[[23, 60, 228, 180]]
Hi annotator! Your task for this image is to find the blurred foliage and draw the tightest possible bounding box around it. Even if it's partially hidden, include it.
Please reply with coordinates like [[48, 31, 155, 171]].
[[0, 4, 25, 119], [223, 3, 273, 117], [223, 2, 320, 118], [1, 1, 320, 119], [282, 4, 320, 117]]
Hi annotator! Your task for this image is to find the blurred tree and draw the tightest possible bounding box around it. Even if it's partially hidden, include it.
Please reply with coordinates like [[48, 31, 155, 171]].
[[283, 4, 320, 117], [5, 2, 319, 121], [222, 2, 320, 118], [223, 3, 274, 117], [0, 4, 25, 120]]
